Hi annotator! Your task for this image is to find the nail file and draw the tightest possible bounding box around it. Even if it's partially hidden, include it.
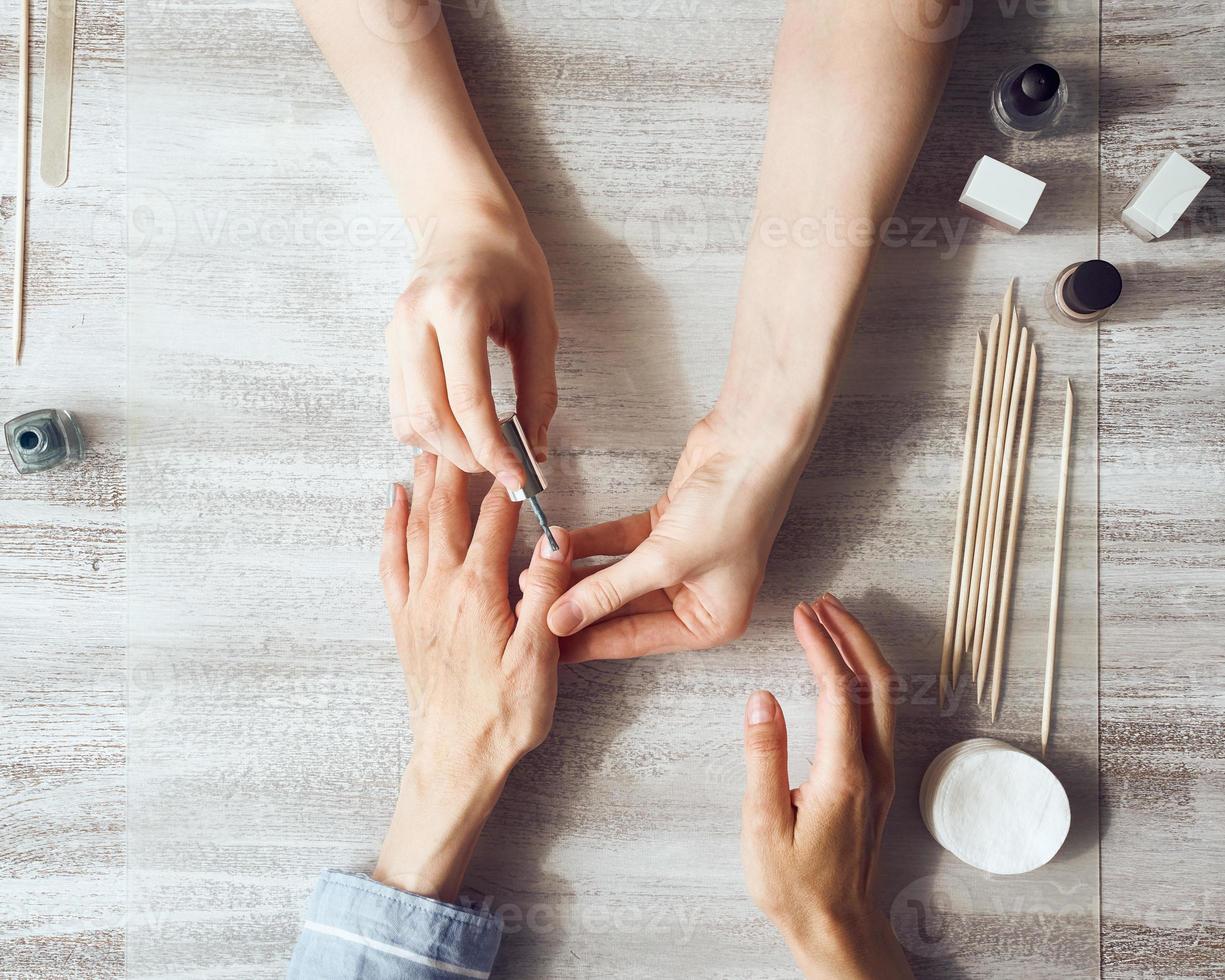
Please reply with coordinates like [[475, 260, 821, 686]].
[[41, 0, 77, 187], [13, 0, 30, 364]]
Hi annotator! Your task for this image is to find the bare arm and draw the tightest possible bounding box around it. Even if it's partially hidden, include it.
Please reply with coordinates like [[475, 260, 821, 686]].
[[296, 0, 560, 487], [549, 0, 957, 660], [723, 0, 958, 451], [293, 0, 511, 220]]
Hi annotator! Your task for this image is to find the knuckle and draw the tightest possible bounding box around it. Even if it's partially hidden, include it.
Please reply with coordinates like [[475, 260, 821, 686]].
[[524, 566, 563, 601], [406, 519, 429, 548], [584, 575, 624, 616], [447, 381, 489, 418], [475, 436, 511, 471], [710, 609, 750, 646], [427, 489, 457, 518], [533, 384, 560, 416], [745, 729, 784, 759], [838, 764, 870, 800], [461, 568, 492, 599], [744, 805, 781, 841], [480, 487, 512, 517], [393, 287, 425, 324], [390, 415, 415, 442], [407, 405, 442, 441], [643, 547, 681, 583], [431, 276, 479, 317]]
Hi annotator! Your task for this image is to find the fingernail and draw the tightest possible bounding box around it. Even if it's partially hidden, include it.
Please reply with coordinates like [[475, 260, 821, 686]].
[[540, 526, 568, 560], [796, 602, 818, 622], [550, 600, 584, 635], [386, 482, 398, 508], [406, 445, 423, 458], [823, 592, 846, 611], [746, 690, 776, 726], [496, 469, 522, 495]]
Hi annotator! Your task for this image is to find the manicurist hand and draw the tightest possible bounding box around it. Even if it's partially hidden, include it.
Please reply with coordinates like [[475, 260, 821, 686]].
[[388, 202, 559, 493], [545, 409, 809, 661], [376, 453, 572, 901], [294, 0, 559, 493], [741, 593, 912, 980]]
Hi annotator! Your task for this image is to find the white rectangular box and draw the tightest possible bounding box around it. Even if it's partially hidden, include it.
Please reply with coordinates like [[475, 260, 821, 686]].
[[1121, 151, 1211, 241], [959, 155, 1046, 233]]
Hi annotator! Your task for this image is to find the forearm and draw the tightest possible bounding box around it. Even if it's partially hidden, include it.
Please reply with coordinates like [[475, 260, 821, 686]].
[[294, 0, 520, 221], [374, 749, 509, 903], [721, 0, 956, 449]]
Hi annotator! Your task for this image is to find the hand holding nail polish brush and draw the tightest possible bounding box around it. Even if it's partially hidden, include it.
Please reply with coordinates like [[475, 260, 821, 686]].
[[500, 412, 558, 553]]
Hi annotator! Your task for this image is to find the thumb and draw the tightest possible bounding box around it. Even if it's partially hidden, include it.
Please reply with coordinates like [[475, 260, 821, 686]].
[[547, 544, 672, 637], [742, 691, 792, 834], [514, 526, 572, 646]]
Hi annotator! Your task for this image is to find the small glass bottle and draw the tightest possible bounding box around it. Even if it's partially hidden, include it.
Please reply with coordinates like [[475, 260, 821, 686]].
[[4, 409, 85, 474], [1047, 260, 1123, 327], [991, 62, 1067, 138]]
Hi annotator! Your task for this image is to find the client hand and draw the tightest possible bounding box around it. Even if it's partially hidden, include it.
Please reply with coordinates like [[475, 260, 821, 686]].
[[545, 412, 807, 662], [375, 453, 572, 901], [741, 593, 912, 980]]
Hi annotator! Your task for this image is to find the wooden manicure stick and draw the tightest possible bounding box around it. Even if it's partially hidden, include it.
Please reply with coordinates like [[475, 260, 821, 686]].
[[968, 299, 1018, 679], [952, 313, 1000, 687], [976, 328, 1028, 702], [1042, 380, 1074, 755], [991, 344, 1038, 721], [940, 333, 985, 709]]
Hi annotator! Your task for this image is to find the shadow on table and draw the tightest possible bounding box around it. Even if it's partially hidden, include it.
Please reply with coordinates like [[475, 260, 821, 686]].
[[446, 4, 671, 976]]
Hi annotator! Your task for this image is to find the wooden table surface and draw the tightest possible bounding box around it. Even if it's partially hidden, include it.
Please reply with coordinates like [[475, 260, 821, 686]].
[[1, 1, 1221, 977]]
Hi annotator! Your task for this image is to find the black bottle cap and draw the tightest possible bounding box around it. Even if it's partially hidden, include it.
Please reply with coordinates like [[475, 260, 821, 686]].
[[1007, 63, 1061, 117], [1063, 260, 1123, 315]]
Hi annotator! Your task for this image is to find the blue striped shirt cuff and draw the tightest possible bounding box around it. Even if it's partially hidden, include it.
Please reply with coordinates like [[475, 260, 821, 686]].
[[287, 870, 502, 979]]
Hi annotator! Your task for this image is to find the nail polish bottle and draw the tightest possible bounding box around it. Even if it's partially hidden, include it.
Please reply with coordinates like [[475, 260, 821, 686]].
[[991, 62, 1067, 138], [4, 408, 85, 474], [1047, 260, 1123, 326]]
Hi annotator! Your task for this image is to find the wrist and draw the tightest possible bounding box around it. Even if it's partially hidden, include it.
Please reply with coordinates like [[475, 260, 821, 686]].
[[372, 750, 509, 902], [782, 910, 907, 980], [715, 309, 855, 465], [407, 741, 515, 800], [405, 191, 542, 267]]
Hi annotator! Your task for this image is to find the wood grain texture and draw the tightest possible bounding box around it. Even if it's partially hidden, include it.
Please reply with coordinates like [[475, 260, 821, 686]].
[[0, 0, 126, 976], [0, 0, 1220, 977], [1098, 1, 1225, 976]]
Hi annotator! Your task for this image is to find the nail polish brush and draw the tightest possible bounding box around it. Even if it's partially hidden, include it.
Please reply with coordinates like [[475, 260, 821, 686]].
[[499, 412, 558, 552]]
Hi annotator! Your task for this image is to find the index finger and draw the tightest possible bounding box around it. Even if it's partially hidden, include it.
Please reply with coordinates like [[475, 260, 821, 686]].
[[793, 603, 863, 776], [571, 512, 653, 559], [558, 610, 699, 663], [435, 315, 525, 494], [813, 594, 896, 786]]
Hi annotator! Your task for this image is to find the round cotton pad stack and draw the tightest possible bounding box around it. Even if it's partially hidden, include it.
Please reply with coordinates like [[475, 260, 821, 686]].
[[920, 738, 1070, 875]]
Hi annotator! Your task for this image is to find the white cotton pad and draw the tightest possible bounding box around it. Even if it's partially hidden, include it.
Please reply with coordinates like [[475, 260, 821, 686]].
[[959, 155, 1047, 233], [1121, 150, 1211, 241], [920, 738, 1070, 875]]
